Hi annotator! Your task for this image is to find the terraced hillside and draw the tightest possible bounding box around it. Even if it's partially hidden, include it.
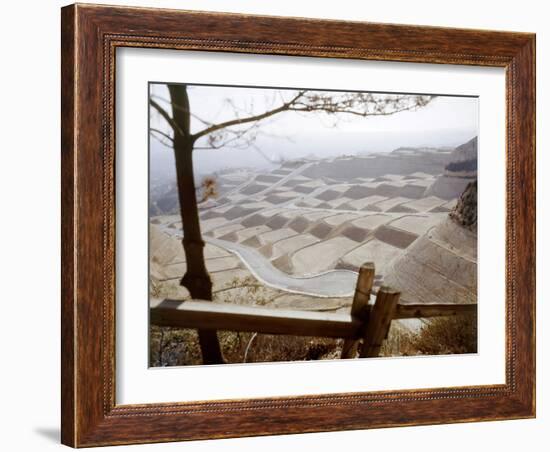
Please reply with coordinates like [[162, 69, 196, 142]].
[[151, 142, 477, 306], [149, 140, 479, 364]]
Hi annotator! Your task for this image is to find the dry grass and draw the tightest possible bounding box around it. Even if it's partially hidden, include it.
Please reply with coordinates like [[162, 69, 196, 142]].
[[150, 314, 477, 366], [150, 273, 477, 366], [410, 314, 477, 355], [149, 275, 343, 366], [149, 326, 342, 366], [381, 313, 477, 357]]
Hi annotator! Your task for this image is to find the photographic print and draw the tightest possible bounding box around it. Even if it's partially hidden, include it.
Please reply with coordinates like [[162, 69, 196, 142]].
[[148, 83, 478, 367], [61, 6, 535, 444]]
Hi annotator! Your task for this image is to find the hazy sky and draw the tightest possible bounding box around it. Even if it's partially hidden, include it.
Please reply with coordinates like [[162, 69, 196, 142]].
[[149, 83, 478, 177]]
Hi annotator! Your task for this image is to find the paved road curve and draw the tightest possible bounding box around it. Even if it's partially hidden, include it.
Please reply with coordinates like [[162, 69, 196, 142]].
[[204, 236, 357, 298]]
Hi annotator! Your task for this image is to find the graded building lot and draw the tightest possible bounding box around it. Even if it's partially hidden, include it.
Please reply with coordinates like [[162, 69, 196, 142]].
[[291, 236, 360, 275], [270, 233, 320, 260], [340, 238, 403, 275]]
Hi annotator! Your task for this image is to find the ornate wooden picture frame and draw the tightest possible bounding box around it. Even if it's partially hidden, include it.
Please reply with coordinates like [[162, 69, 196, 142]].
[[61, 3, 535, 447]]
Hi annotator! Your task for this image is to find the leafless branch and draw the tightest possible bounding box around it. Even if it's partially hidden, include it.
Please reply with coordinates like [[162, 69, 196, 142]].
[[149, 128, 174, 143], [151, 94, 213, 127], [192, 91, 307, 141], [149, 98, 186, 138]]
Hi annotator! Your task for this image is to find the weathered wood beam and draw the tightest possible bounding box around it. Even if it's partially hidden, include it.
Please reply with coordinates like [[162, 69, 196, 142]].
[[394, 303, 476, 319], [359, 287, 400, 358], [341, 262, 374, 359], [151, 299, 363, 339]]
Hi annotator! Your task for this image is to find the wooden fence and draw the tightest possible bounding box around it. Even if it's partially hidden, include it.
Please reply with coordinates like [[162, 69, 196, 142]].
[[150, 262, 476, 363]]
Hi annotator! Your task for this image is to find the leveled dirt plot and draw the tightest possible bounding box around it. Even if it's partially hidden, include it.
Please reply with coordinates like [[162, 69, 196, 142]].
[[150, 215, 180, 225], [395, 184, 429, 199], [293, 185, 317, 194], [271, 168, 293, 176], [199, 217, 228, 231], [292, 236, 359, 274], [149, 228, 239, 299], [407, 177, 435, 187], [286, 216, 310, 233], [266, 214, 290, 229], [316, 189, 342, 202], [233, 225, 272, 243], [271, 233, 320, 261], [351, 214, 393, 230], [241, 213, 267, 228], [278, 208, 307, 220], [374, 225, 419, 249], [296, 197, 323, 208], [340, 238, 403, 274], [342, 185, 374, 200], [258, 227, 297, 245], [375, 174, 405, 182], [325, 197, 351, 208], [161, 256, 242, 281], [224, 193, 249, 204], [399, 196, 447, 212], [372, 196, 412, 212], [303, 152, 449, 182], [437, 199, 459, 211], [260, 206, 289, 217], [324, 213, 360, 226], [370, 183, 404, 197], [209, 269, 254, 292], [281, 176, 311, 188], [346, 195, 388, 210], [340, 225, 371, 242], [201, 208, 230, 220], [309, 222, 332, 239], [223, 205, 263, 220], [387, 204, 416, 214], [241, 183, 269, 195], [301, 210, 339, 221], [150, 224, 185, 266], [205, 256, 243, 273], [256, 174, 283, 184], [239, 201, 273, 210], [298, 179, 326, 188], [264, 194, 295, 204], [389, 213, 448, 236], [159, 262, 187, 280]]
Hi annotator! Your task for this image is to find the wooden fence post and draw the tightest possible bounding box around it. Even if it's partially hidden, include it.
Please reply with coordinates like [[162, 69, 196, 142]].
[[341, 262, 375, 359], [359, 286, 400, 358]]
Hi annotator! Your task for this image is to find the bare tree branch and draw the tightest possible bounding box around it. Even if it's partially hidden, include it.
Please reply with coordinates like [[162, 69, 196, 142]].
[[150, 132, 174, 149], [191, 91, 433, 144], [151, 94, 214, 127], [149, 98, 186, 137], [192, 91, 307, 141], [149, 128, 174, 143]]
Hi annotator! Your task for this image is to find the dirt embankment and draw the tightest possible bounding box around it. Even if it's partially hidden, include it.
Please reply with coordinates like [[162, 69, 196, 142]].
[[383, 179, 478, 307], [424, 137, 477, 200], [449, 180, 477, 232]]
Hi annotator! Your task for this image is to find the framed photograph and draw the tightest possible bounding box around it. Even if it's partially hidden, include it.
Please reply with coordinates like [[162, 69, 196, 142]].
[[61, 3, 535, 447]]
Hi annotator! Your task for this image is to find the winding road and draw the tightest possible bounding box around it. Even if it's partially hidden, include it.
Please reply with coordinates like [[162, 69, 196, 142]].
[[160, 224, 357, 297], [205, 236, 357, 297]]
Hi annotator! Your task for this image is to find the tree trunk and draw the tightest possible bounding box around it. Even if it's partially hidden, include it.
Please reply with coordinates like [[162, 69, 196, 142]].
[[168, 84, 224, 364]]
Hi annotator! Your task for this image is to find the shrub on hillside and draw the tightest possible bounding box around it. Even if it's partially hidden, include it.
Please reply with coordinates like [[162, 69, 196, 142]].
[[411, 314, 477, 355]]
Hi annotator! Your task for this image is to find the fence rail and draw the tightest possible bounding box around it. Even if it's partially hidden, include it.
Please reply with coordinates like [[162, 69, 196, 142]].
[[151, 299, 363, 339], [150, 262, 476, 363]]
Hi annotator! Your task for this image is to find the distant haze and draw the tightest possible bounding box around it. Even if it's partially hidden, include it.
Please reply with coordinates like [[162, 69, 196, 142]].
[[149, 84, 478, 179]]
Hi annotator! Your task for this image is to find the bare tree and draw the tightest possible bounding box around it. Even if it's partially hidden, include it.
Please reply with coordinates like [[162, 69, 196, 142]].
[[150, 84, 433, 364]]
